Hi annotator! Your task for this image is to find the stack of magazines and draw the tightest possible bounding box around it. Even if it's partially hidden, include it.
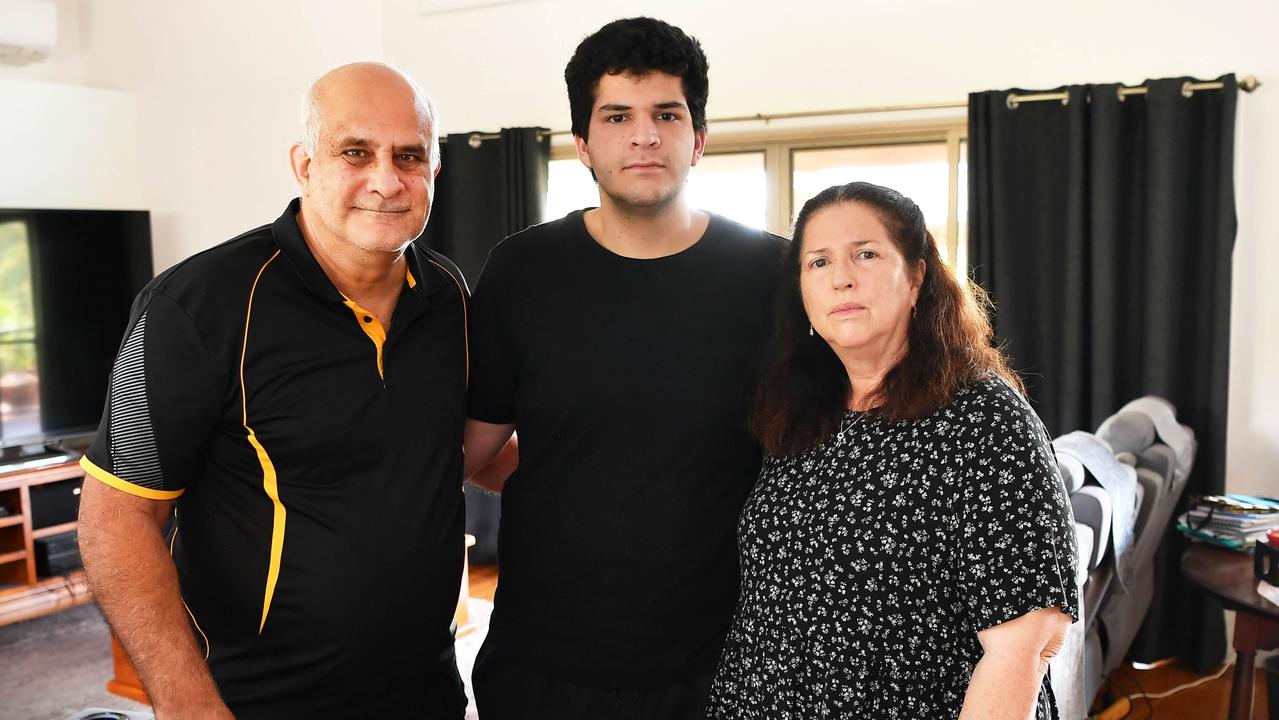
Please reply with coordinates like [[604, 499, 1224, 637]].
[[1176, 494, 1279, 550]]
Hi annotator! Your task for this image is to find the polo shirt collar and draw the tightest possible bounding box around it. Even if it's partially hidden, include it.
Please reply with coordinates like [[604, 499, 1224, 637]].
[[272, 198, 425, 303]]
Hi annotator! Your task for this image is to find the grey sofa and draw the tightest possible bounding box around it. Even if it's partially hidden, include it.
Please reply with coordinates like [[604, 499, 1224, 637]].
[[1048, 396, 1197, 720]]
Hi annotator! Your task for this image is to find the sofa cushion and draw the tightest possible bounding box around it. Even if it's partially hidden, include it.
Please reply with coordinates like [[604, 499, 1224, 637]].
[[1132, 467, 1163, 541], [1057, 432, 1139, 591], [1107, 396, 1197, 478], [1137, 443, 1177, 492], [1058, 453, 1087, 494], [1074, 522, 1095, 585], [1097, 411, 1156, 455], [1070, 485, 1111, 570]]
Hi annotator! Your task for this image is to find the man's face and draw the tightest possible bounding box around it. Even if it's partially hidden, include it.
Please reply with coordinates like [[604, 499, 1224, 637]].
[[574, 71, 706, 212], [294, 71, 439, 255]]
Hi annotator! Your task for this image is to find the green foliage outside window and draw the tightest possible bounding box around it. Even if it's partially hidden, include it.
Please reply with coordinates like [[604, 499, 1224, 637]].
[[0, 221, 36, 376]]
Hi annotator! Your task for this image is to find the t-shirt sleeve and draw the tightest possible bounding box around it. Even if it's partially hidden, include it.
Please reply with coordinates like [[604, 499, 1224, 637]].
[[466, 246, 517, 424], [954, 380, 1080, 630], [81, 289, 224, 499]]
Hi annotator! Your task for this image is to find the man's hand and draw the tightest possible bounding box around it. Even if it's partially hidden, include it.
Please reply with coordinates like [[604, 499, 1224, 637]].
[[78, 476, 233, 719]]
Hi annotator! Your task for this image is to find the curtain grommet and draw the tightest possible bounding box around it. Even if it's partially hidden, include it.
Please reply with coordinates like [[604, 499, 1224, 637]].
[[1181, 81, 1195, 98], [468, 133, 483, 149]]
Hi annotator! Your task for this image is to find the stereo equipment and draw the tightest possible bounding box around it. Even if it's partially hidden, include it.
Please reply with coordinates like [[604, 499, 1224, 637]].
[[34, 530, 80, 577], [29, 477, 82, 529]]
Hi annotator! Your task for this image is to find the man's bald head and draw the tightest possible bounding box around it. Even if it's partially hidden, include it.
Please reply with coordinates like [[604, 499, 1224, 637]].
[[289, 61, 443, 257], [301, 62, 440, 166]]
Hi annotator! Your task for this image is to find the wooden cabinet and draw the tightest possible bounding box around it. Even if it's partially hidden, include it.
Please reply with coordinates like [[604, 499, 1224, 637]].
[[0, 459, 92, 626]]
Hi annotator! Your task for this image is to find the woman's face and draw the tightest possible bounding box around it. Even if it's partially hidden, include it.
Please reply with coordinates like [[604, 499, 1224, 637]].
[[799, 201, 922, 363]]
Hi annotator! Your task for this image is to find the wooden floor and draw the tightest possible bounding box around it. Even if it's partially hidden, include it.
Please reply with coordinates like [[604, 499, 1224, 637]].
[[1094, 658, 1272, 719], [470, 564, 1275, 719], [469, 564, 498, 603]]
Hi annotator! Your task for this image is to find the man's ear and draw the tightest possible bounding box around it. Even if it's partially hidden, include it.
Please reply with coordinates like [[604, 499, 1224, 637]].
[[289, 143, 312, 188], [690, 127, 708, 167], [574, 133, 593, 171]]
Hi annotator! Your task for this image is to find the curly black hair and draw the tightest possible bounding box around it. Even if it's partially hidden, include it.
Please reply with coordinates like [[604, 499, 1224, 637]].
[[564, 17, 709, 141]]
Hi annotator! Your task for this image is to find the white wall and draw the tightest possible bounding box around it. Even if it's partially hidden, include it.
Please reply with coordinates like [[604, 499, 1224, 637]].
[[4, 0, 1276, 497], [74, 0, 386, 271], [0, 2, 143, 209], [0, 78, 144, 209], [384, 0, 1279, 499]]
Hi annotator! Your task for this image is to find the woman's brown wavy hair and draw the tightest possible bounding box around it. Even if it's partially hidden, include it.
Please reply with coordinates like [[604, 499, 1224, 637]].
[[751, 181, 1022, 456]]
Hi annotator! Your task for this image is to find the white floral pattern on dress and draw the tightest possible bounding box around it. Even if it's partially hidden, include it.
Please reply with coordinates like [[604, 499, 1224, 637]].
[[705, 378, 1079, 720]]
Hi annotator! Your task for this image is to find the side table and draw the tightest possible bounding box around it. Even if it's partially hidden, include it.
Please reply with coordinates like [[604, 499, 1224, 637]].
[[1182, 543, 1279, 720]]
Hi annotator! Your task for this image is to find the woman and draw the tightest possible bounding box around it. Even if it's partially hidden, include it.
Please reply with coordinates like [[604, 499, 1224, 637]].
[[705, 182, 1078, 719]]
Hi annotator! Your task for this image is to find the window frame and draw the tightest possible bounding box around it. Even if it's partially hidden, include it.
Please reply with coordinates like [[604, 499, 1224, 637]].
[[549, 118, 968, 268]]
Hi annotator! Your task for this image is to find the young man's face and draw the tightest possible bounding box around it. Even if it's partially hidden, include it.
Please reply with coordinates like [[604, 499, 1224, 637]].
[[574, 71, 707, 213]]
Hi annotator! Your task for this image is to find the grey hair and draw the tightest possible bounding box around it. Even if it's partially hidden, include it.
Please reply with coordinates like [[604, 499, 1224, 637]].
[[300, 63, 441, 166]]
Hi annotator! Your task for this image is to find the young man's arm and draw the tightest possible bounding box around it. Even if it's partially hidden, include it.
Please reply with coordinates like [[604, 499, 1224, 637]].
[[78, 478, 233, 720], [464, 419, 517, 494]]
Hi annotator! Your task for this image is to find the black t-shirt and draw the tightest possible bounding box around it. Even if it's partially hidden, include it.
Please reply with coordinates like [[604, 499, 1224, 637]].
[[468, 210, 785, 687], [82, 200, 469, 718]]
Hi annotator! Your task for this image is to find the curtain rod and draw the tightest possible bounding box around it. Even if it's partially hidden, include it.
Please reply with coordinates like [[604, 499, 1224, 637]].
[[441, 99, 965, 146], [1007, 74, 1260, 109], [444, 74, 1260, 144]]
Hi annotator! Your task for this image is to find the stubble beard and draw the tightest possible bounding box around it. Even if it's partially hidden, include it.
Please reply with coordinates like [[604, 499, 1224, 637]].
[[342, 201, 430, 255], [598, 172, 688, 217]]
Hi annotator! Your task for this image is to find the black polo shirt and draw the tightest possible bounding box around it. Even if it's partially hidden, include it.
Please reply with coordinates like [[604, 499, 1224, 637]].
[[81, 199, 469, 718]]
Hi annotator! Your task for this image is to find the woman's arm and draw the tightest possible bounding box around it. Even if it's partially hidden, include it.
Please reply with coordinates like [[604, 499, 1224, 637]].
[[959, 606, 1071, 720]]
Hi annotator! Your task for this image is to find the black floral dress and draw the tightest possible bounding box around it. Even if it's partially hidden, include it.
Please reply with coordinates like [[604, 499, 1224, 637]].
[[705, 379, 1079, 720]]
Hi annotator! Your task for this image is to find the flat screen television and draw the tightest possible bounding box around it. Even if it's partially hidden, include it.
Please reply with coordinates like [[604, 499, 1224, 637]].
[[0, 209, 153, 458]]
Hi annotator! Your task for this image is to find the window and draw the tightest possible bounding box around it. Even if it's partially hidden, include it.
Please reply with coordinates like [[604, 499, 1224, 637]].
[[687, 151, 767, 230], [546, 121, 968, 272], [545, 157, 598, 223], [545, 150, 767, 230], [0, 220, 39, 440], [793, 143, 948, 254]]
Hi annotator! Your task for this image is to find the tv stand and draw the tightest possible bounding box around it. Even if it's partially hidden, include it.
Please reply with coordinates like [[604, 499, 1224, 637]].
[[0, 459, 92, 626], [0, 450, 76, 475]]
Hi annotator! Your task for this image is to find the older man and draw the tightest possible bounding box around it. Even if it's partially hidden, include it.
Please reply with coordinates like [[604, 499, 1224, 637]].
[[77, 63, 469, 718]]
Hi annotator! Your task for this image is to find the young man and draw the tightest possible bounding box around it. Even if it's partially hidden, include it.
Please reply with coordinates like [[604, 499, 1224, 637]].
[[463, 18, 785, 720], [77, 63, 469, 718]]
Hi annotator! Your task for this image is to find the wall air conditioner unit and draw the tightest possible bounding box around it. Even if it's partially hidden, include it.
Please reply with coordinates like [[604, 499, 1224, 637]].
[[0, 0, 56, 65]]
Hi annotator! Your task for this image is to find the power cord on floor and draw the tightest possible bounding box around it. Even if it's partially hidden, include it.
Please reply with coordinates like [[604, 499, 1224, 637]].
[[1127, 661, 1231, 700], [1097, 667, 1154, 720], [1093, 662, 1231, 719], [1118, 668, 1154, 719]]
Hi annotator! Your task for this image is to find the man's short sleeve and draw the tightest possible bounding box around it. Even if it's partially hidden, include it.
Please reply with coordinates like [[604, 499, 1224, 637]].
[[466, 247, 517, 424], [81, 289, 224, 499], [954, 381, 1081, 631]]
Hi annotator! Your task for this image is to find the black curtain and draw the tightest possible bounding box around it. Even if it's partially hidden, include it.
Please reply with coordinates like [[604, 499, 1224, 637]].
[[968, 76, 1236, 671], [424, 127, 550, 286], [424, 127, 549, 564]]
